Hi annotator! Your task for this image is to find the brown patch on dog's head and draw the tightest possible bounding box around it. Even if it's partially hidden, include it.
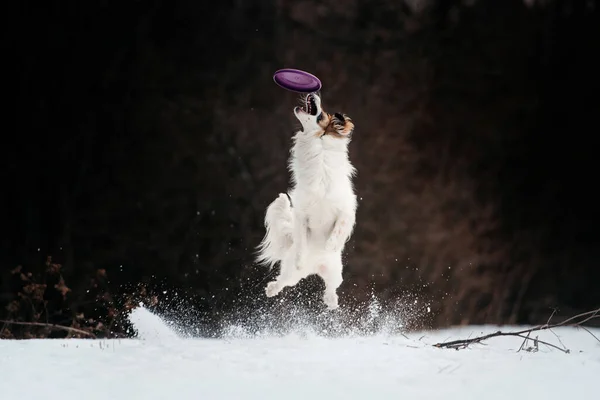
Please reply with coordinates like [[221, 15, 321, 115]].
[[294, 93, 354, 139], [321, 112, 354, 139]]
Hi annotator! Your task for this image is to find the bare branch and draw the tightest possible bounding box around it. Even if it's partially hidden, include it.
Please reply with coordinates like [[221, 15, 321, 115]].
[[513, 333, 569, 353], [544, 308, 557, 327], [577, 325, 600, 344], [433, 307, 600, 352], [518, 330, 532, 352]]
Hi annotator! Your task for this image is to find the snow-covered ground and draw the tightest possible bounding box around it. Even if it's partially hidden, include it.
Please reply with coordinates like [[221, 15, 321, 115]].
[[1, 307, 598, 400]]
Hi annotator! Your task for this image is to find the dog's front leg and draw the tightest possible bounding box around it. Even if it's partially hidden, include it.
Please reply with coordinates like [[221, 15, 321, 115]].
[[325, 213, 355, 253], [292, 211, 309, 270]]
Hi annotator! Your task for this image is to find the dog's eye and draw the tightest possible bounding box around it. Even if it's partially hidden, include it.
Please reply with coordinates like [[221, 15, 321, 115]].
[[316, 113, 323, 123]]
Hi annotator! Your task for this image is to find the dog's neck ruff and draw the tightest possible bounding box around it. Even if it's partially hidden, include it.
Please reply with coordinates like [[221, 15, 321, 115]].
[[289, 128, 355, 196]]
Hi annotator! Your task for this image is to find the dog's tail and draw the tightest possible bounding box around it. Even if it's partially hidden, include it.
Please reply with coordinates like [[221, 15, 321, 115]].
[[256, 193, 294, 268]]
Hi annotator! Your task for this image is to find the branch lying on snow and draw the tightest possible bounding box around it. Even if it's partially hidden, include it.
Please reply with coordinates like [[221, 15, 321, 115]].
[[433, 307, 600, 353], [0, 319, 97, 339]]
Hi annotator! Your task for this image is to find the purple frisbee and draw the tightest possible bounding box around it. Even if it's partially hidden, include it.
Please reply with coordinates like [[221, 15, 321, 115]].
[[273, 68, 322, 93]]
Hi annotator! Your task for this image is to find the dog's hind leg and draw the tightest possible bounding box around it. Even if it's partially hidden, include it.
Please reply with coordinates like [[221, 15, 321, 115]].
[[265, 251, 305, 297], [317, 254, 344, 310]]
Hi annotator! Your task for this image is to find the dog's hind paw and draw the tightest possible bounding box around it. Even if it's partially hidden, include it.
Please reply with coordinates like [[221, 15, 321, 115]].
[[265, 281, 281, 297], [323, 292, 339, 310]]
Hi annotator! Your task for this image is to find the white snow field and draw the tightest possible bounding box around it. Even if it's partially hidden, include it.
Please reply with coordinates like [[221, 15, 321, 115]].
[[1, 306, 598, 400]]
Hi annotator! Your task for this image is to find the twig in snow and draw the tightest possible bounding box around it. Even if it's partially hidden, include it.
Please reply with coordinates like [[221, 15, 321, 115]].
[[541, 308, 568, 351], [577, 325, 600, 344], [518, 330, 532, 352], [513, 333, 567, 353], [433, 307, 600, 352]]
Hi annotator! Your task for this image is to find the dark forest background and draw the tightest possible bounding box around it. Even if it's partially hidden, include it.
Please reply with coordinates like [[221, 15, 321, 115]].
[[2, 0, 599, 339]]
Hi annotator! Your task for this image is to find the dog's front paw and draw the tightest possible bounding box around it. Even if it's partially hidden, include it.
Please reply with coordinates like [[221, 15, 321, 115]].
[[276, 193, 291, 209], [323, 292, 339, 310], [265, 281, 281, 297]]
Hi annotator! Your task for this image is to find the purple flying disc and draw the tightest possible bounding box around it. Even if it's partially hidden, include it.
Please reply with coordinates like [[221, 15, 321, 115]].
[[273, 68, 322, 93]]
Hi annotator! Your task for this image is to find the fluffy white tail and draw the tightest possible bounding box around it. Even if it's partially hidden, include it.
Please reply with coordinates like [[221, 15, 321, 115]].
[[256, 193, 294, 268]]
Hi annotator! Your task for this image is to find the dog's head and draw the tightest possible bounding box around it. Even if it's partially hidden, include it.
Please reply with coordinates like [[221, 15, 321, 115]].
[[294, 93, 354, 141]]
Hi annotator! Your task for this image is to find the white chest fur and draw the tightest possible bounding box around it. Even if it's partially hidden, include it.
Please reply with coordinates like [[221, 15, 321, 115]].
[[288, 129, 357, 242]]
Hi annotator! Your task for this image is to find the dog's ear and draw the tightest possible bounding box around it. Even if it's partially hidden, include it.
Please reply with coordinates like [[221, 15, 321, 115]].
[[324, 112, 354, 138], [334, 113, 345, 122], [333, 114, 353, 137], [339, 120, 354, 137]]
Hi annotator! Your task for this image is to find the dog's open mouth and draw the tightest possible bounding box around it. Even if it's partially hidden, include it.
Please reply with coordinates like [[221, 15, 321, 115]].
[[299, 94, 318, 116]]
